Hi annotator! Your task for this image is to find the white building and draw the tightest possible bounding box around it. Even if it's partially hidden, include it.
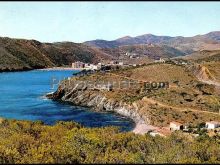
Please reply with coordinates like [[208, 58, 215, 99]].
[[119, 62, 124, 66], [205, 121, 220, 129], [170, 121, 183, 131], [154, 58, 165, 63], [97, 63, 102, 66], [84, 63, 100, 70], [72, 61, 85, 68], [125, 52, 138, 58]]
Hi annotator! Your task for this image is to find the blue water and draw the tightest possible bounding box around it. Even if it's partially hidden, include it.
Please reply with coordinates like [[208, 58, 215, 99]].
[[0, 70, 134, 131]]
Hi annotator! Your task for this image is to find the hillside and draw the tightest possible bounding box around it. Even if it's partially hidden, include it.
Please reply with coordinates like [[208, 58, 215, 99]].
[[83, 39, 119, 49], [0, 37, 112, 72], [101, 44, 185, 60], [84, 31, 220, 54], [2, 31, 220, 72], [50, 63, 220, 127], [181, 50, 220, 62], [84, 34, 174, 48], [178, 50, 220, 83]]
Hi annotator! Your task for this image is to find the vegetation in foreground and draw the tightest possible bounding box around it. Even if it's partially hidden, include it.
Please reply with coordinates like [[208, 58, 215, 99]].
[[1, 119, 220, 164]]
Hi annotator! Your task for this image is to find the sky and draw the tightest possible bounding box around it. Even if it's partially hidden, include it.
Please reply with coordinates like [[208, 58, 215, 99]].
[[0, 2, 220, 43]]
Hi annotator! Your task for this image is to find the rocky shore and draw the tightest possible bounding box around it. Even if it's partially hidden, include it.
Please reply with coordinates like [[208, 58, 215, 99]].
[[47, 79, 151, 133]]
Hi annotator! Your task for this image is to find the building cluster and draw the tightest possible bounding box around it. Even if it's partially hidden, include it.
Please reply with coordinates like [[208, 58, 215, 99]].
[[72, 61, 85, 68], [168, 121, 220, 131], [153, 58, 190, 66], [109, 61, 124, 66], [72, 60, 138, 71], [125, 52, 140, 59], [72, 61, 102, 70], [154, 58, 166, 63], [149, 121, 184, 137], [148, 120, 220, 137], [171, 59, 189, 65], [205, 121, 220, 129]]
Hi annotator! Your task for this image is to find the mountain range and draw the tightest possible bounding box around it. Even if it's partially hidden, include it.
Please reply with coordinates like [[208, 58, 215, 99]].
[[1, 31, 220, 72], [84, 31, 220, 54]]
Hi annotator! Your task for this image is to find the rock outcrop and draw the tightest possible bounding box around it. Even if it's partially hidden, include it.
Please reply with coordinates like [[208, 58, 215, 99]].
[[47, 79, 148, 125]]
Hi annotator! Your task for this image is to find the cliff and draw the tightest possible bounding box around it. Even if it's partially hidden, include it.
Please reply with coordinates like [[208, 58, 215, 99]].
[[47, 79, 148, 125]]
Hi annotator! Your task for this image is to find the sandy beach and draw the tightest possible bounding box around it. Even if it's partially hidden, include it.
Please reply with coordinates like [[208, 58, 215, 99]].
[[38, 67, 83, 71], [132, 122, 158, 135]]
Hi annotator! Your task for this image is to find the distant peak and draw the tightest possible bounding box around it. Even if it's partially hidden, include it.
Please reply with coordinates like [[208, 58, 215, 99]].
[[143, 33, 154, 36], [138, 33, 154, 37], [207, 31, 220, 34], [117, 36, 132, 40], [205, 31, 220, 36]]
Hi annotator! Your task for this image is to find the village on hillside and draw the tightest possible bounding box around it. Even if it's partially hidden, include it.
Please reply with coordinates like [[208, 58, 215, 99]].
[[71, 55, 190, 71]]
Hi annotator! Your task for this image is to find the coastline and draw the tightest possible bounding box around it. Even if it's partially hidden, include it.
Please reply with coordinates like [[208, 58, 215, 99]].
[[37, 67, 83, 71], [0, 67, 83, 73], [46, 87, 154, 135]]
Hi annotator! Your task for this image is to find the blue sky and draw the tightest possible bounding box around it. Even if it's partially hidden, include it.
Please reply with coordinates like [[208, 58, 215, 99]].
[[0, 2, 220, 43]]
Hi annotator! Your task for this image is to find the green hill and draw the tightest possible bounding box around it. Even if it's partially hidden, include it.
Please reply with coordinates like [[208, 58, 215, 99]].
[[0, 37, 111, 72]]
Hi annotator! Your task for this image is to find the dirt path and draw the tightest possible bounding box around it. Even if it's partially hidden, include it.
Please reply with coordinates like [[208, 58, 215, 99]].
[[106, 69, 220, 135], [107, 72, 177, 88], [107, 71, 220, 116], [142, 97, 218, 115]]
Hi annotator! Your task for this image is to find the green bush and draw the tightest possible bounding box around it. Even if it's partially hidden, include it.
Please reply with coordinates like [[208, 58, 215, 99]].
[[1, 119, 220, 164]]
